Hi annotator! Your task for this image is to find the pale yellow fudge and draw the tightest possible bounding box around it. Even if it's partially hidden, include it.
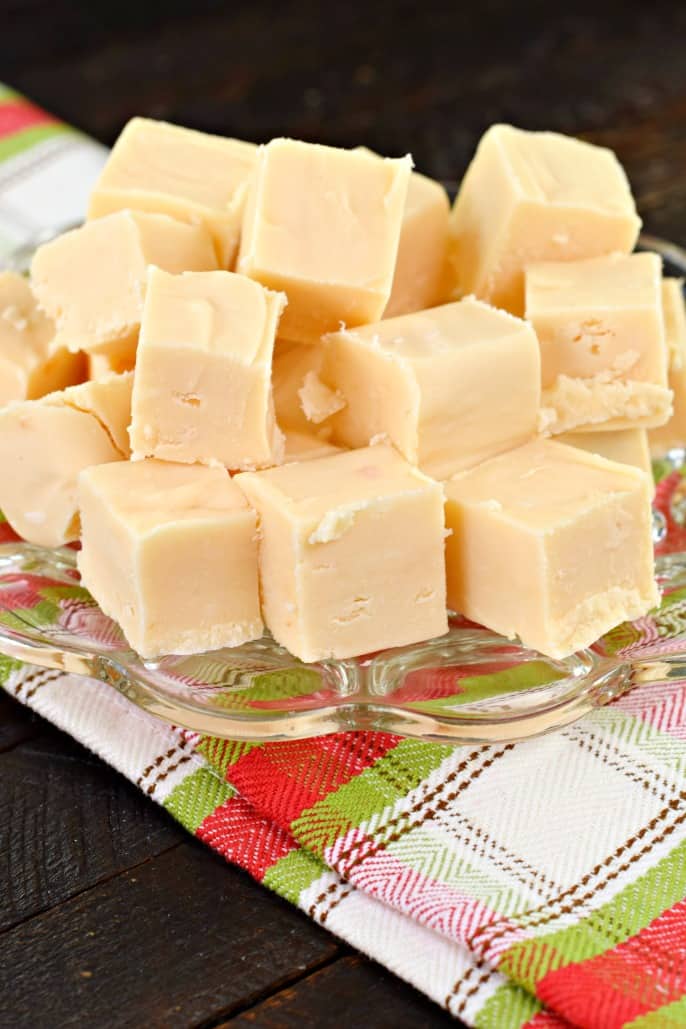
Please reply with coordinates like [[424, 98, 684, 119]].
[[272, 340, 336, 437], [662, 278, 686, 371], [88, 350, 137, 381], [297, 370, 346, 426], [78, 460, 263, 659], [31, 211, 217, 360], [450, 125, 641, 315], [650, 279, 686, 455], [356, 150, 450, 317], [384, 170, 450, 317], [129, 268, 285, 470], [444, 439, 658, 659], [0, 373, 132, 546], [556, 429, 652, 480], [322, 297, 540, 479], [0, 272, 85, 404], [283, 431, 343, 463], [238, 139, 411, 343], [88, 118, 257, 267], [527, 252, 671, 433], [237, 445, 447, 662]]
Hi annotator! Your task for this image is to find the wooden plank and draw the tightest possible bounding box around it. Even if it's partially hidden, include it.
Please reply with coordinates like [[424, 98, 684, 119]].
[[4, 3, 686, 245], [0, 841, 341, 1029], [0, 733, 183, 931], [223, 955, 460, 1028]]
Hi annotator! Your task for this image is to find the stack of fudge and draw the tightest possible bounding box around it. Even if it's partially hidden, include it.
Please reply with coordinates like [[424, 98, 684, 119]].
[[0, 119, 683, 664]]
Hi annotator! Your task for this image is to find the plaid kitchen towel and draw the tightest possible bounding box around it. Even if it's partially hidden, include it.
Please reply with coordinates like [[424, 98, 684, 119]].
[[2, 88, 686, 1028], [0, 85, 106, 262]]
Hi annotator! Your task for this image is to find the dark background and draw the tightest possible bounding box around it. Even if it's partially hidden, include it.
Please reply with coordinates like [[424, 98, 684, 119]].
[[1, 3, 685, 1027], [2, 0, 686, 239]]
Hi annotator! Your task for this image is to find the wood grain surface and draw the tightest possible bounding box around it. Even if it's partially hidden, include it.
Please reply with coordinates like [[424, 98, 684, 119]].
[[1, 3, 685, 1025]]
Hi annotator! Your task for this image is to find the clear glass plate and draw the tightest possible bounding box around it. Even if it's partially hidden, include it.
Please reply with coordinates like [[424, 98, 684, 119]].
[[0, 234, 684, 744]]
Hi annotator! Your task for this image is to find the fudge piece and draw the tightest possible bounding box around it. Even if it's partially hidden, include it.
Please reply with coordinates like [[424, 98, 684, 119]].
[[322, 297, 540, 479], [0, 373, 132, 546], [78, 460, 262, 658], [237, 445, 447, 661], [88, 118, 257, 267], [0, 271, 85, 404], [556, 429, 652, 481], [356, 148, 451, 317], [384, 169, 450, 317], [298, 370, 346, 425], [238, 139, 411, 343], [129, 268, 285, 469], [444, 439, 658, 659], [450, 125, 641, 315], [283, 431, 343, 463], [649, 279, 686, 455], [272, 340, 336, 437], [527, 253, 671, 433], [88, 348, 137, 381], [31, 211, 217, 360], [662, 278, 686, 371]]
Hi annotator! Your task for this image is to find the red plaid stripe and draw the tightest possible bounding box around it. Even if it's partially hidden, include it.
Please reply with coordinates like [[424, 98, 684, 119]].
[[537, 899, 686, 1029], [197, 795, 296, 881], [0, 99, 58, 139]]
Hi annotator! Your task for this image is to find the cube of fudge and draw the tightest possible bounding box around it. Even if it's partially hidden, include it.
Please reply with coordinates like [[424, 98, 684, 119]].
[[444, 439, 658, 659], [556, 428, 652, 481], [78, 460, 262, 658], [0, 373, 132, 546], [31, 211, 217, 359], [527, 252, 671, 433], [322, 297, 540, 479], [649, 279, 686, 455], [450, 125, 641, 315], [129, 268, 285, 469], [238, 139, 411, 343], [384, 169, 451, 317], [236, 445, 447, 661], [0, 272, 85, 404], [88, 118, 257, 267]]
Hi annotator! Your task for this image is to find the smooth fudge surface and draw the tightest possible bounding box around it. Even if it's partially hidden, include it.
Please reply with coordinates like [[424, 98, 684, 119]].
[[556, 428, 652, 481], [282, 431, 343, 463], [31, 211, 217, 359], [450, 125, 641, 315], [77, 460, 263, 659], [649, 279, 686, 455], [238, 138, 411, 343], [527, 252, 670, 433], [130, 268, 285, 469], [0, 372, 132, 546], [0, 272, 85, 403], [88, 117, 257, 268], [662, 277, 686, 371], [444, 438, 658, 659], [384, 169, 450, 317], [323, 297, 540, 479], [236, 444, 448, 662]]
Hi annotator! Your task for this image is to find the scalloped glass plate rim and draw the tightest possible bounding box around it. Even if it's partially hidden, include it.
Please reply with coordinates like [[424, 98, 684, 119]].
[[0, 232, 683, 744]]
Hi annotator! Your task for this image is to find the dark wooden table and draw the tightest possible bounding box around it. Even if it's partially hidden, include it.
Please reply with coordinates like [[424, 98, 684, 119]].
[[1, 2, 686, 1025]]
